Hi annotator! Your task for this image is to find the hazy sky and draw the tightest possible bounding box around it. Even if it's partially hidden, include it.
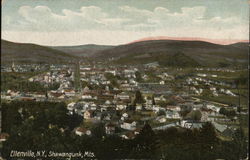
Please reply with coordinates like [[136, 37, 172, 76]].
[[2, 0, 249, 46]]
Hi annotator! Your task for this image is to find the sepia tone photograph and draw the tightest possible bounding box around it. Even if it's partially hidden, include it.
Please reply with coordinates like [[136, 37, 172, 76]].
[[1, 0, 249, 159]]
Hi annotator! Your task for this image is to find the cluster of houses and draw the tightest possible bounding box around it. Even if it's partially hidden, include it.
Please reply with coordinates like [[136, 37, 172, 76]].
[[186, 74, 236, 97], [195, 67, 238, 73], [1, 63, 49, 72], [68, 85, 236, 139], [1, 63, 241, 140]]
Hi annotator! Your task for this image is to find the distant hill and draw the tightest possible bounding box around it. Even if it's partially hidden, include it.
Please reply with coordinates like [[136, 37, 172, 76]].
[[95, 40, 248, 67], [1, 40, 77, 64], [1, 39, 248, 68], [128, 36, 249, 45], [50, 44, 115, 57]]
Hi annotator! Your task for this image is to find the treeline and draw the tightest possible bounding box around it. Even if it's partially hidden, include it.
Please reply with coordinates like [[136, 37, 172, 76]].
[[1, 101, 248, 160], [1, 73, 59, 92]]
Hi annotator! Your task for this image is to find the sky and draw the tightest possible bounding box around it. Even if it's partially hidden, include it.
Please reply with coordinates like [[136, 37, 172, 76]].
[[2, 0, 249, 46]]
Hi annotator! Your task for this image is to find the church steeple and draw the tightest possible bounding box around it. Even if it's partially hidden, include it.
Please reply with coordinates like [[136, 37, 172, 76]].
[[11, 61, 16, 72]]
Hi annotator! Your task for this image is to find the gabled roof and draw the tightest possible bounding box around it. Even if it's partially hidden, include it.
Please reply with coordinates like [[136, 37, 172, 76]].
[[85, 110, 95, 114], [124, 119, 136, 124], [76, 127, 89, 133], [212, 122, 227, 132], [125, 131, 135, 139], [50, 92, 64, 98]]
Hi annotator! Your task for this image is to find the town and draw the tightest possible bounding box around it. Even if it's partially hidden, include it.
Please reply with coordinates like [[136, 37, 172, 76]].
[[1, 62, 248, 142]]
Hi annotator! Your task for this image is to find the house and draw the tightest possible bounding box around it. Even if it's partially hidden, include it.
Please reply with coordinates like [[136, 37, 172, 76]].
[[197, 73, 207, 77], [193, 103, 204, 111], [166, 110, 181, 119], [67, 102, 76, 114], [121, 113, 129, 120], [122, 112, 128, 118], [136, 104, 143, 111], [116, 104, 127, 110], [212, 91, 219, 97], [212, 122, 227, 133], [121, 120, 137, 130], [154, 95, 166, 102], [105, 123, 116, 135], [144, 62, 159, 68], [200, 109, 210, 122], [211, 74, 217, 78], [134, 128, 142, 135], [20, 97, 36, 101], [116, 92, 130, 100], [156, 116, 167, 123], [75, 127, 92, 136], [105, 100, 112, 105], [181, 120, 204, 129], [167, 106, 181, 112], [49, 92, 66, 99], [0, 133, 9, 142], [90, 104, 97, 110], [82, 94, 93, 99], [170, 95, 185, 103], [105, 70, 116, 76], [84, 110, 95, 119], [83, 86, 90, 93], [121, 131, 136, 139], [102, 113, 111, 121], [206, 104, 220, 113], [225, 89, 236, 96], [160, 81, 165, 85], [28, 78, 34, 82], [152, 105, 161, 113], [210, 87, 217, 91]]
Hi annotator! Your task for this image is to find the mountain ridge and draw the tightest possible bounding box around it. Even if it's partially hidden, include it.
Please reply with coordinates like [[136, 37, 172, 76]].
[[1, 39, 248, 68]]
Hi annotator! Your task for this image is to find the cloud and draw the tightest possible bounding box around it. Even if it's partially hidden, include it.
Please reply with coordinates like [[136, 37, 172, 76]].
[[2, 5, 248, 45], [16, 5, 118, 31]]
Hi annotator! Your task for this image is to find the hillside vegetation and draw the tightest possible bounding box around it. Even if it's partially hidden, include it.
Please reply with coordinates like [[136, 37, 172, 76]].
[[1, 40, 76, 64]]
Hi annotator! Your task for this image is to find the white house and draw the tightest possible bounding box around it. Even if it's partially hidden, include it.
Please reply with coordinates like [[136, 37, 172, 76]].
[[167, 106, 181, 112], [105, 123, 116, 135], [121, 120, 137, 130], [156, 116, 167, 123], [75, 127, 92, 136], [122, 113, 129, 118], [116, 92, 130, 100], [116, 104, 127, 110], [206, 104, 220, 113], [166, 110, 181, 119], [136, 104, 143, 111], [84, 110, 94, 119], [82, 94, 92, 99]]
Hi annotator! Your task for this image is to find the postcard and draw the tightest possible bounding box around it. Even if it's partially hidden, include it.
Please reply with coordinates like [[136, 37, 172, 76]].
[[1, 0, 249, 159]]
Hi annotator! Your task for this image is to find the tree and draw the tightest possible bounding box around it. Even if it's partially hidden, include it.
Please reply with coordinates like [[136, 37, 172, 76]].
[[134, 123, 157, 158], [186, 110, 202, 121], [135, 71, 142, 82], [134, 90, 144, 104], [218, 62, 230, 68], [219, 107, 227, 115], [232, 128, 248, 159], [219, 108, 236, 117], [157, 110, 166, 116], [199, 122, 218, 143], [92, 123, 106, 139], [152, 95, 156, 105]]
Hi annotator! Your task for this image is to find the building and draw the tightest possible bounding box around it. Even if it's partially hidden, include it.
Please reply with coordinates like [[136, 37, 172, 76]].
[[121, 120, 137, 130], [84, 110, 95, 119]]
